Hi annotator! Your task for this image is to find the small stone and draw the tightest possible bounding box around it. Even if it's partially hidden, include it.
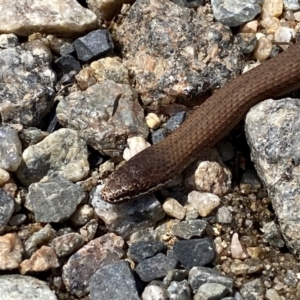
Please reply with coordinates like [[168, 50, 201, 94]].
[[8, 214, 27, 226], [18, 127, 49, 148], [20, 246, 59, 274], [151, 128, 167, 144], [171, 219, 208, 239], [163, 198, 186, 220], [216, 140, 235, 162], [135, 253, 178, 282], [0, 126, 22, 172], [62, 233, 124, 297], [59, 43, 74, 56], [195, 283, 230, 300], [73, 29, 114, 62], [146, 113, 161, 129], [79, 218, 98, 241], [128, 241, 166, 263], [231, 233, 248, 259], [0, 188, 15, 226], [274, 26, 295, 44], [283, 0, 300, 10], [0, 233, 24, 270], [229, 258, 264, 275], [0, 33, 18, 48], [167, 280, 191, 300], [294, 11, 300, 21], [266, 288, 282, 300], [123, 136, 151, 161], [216, 206, 232, 224], [70, 204, 94, 226], [240, 278, 265, 299], [142, 285, 168, 300], [262, 0, 283, 18], [0, 168, 9, 184], [187, 191, 220, 217], [173, 238, 216, 270], [171, 0, 204, 8], [262, 221, 285, 249], [239, 169, 262, 194], [90, 260, 139, 300], [253, 36, 273, 61], [0, 275, 58, 300], [55, 54, 81, 73], [51, 233, 85, 258], [166, 112, 186, 132], [240, 20, 258, 33], [87, 0, 124, 21], [163, 269, 189, 286]]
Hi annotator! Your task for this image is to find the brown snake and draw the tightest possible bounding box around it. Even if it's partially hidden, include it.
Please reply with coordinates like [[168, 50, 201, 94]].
[[102, 43, 300, 203]]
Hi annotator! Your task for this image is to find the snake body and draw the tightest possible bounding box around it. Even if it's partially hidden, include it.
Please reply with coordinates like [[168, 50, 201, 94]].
[[102, 43, 300, 203]]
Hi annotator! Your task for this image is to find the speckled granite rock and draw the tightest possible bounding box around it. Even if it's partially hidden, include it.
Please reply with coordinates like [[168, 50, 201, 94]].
[[116, 0, 243, 106], [0, 39, 56, 126], [56, 80, 148, 156], [0, 188, 15, 226], [245, 98, 300, 254], [17, 128, 89, 186], [0, 0, 97, 36]]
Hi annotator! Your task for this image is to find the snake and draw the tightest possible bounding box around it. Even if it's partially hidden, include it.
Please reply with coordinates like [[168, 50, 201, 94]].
[[101, 42, 300, 203]]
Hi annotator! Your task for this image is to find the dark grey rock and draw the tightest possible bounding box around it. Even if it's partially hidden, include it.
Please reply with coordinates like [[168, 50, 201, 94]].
[[55, 55, 81, 73], [262, 221, 285, 249], [19, 127, 49, 148], [163, 269, 189, 286], [73, 29, 114, 62], [240, 278, 265, 299], [62, 233, 124, 297], [90, 260, 139, 300], [151, 128, 167, 144], [128, 240, 166, 262], [0, 40, 56, 126], [8, 214, 26, 226], [211, 0, 261, 27], [51, 233, 85, 257], [171, 0, 204, 8], [167, 280, 191, 300], [216, 140, 235, 162], [166, 111, 187, 132], [0, 126, 22, 171], [188, 266, 233, 294], [173, 238, 216, 270], [171, 219, 208, 239], [0, 188, 15, 226], [240, 169, 262, 194], [135, 253, 178, 282], [195, 282, 230, 300], [57, 81, 148, 157], [245, 98, 300, 254], [0, 275, 58, 300], [59, 43, 74, 56], [26, 176, 86, 223]]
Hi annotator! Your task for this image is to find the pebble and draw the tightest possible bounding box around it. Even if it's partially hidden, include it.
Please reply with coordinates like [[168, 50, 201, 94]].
[[171, 219, 208, 239], [253, 36, 273, 61], [262, 0, 283, 18], [274, 26, 295, 43], [88, 0, 123, 21], [135, 253, 178, 282], [0, 188, 15, 226], [89, 260, 139, 300], [0, 33, 18, 48], [146, 112, 161, 129], [239, 169, 262, 194], [163, 198, 186, 220], [195, 282, 230, 300], [240, 20, 258, 33], [51, 233, 85, 257], [0, 275, 58, 300], [0, 168, 9, 185], [240, 278, 265, 299], [172, 0, 204, 8], [163, 269, 189, 286], [128, 240, 166, 263], [231, 233, 248, 259], [187, 191, 220, 217], [173, 238, 216, 270], [167, 280, 191, 300], [229, 258, 264, 275], [151, 128, 167, 144], [55, 54, 81, 73], [166, 111, 186, 132], [123, 136, 151, 161], [265, 288, 282, 300], [69, 204, 94, 226], [216, 206, 232, 224], [262, 221, 285, 249], [142, 285, 168, 300], [283, 0, 300, 11], [8, 214, 26, 226]]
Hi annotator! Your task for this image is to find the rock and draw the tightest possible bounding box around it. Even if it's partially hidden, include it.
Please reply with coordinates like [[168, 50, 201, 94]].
[[0, 126, 22, 171], [0, 168, 9, 185], [92, 185, 165, 238], [245, 98, 300, 254], [0, 275, 58, 300], [90, 260, 139, 300], [20, 246, 59, 274], [173, 238, 216, 270], [274, 26, 295, 44], [0, 33, 18, 48], [229, 258, 264, 275], [70, 204, 94, 226], [266, 288, 282, 300], [123, 137, 151, 161], [240, 278, 265, 299], [262, 0, 283, 18], [163, 269, 189, 286], [116, 0, 243, 105], [146, 113, 161, 130], [167, 280, 191, 300], [0, 233, 24, 270], [0, 0, 97, 36], [165, 112, 186, 132], [51, 233, 85, 257], [87, 0, 124, 21], [55, 55, 81, 73], [171, 219, 208, 239], [73, 29, 114, 62], [216, 206, 232, 224], [24, 224, 56, 257], [135, 253, 178, 282], [25, 176, 86, 223], [253, 36, 273, 61], [128, 241, 166, 263], [8, 214, 27, 226], [283, 0, 300, 10], [0, 188, 15, 226], [262, 221, 285, 249], [0, 40, 56, 126], [211, 0, 261, 27], [163, 198, 186, 220], [151, 128, 167, 144], [239, 169, 262, 194], [142, 285, 168, 300], [62, 233, 124, 297], [216, 140, 235, 162], [56, 81, 148, 157], [231, 233, 248, 259], [188, 266, 233, 294], [194, 282, 230, 300], [79, 219, 98, 241], [18, 127, 49, 148], [17, 129, 89, 185]]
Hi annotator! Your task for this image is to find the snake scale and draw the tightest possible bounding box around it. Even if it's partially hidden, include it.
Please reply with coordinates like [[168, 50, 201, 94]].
[[102, 42, 300, 203]]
